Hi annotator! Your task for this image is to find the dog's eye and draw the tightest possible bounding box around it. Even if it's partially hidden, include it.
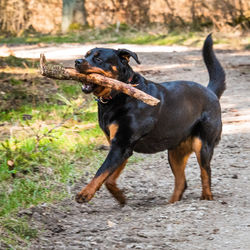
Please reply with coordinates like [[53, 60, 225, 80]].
[[85, 51, 91, 57], [95, 57, 103, 63]]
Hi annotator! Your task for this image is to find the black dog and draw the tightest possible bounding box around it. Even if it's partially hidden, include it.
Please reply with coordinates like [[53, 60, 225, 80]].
[[75, 34, 225, 205]]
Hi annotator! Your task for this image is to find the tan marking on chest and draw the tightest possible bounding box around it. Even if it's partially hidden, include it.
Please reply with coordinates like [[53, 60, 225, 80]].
[[108, 123, 119, 141]]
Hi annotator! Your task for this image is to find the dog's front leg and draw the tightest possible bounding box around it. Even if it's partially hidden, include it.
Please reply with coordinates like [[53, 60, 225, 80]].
[[75, 141, 132, 203]]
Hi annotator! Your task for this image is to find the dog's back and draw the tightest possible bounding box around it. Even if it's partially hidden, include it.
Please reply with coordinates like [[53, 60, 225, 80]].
[[133, 34, 226, 153], [133, 79, 222, 153]]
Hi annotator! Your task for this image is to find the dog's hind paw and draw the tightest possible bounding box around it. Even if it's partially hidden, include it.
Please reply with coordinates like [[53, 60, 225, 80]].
[[200, 193, 213, 200]]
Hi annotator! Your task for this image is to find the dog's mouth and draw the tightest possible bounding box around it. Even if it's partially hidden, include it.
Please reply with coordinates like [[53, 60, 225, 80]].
[[76, 68, 98, 94], [81, 82, 96, 94], [76, 64, 115, 95]]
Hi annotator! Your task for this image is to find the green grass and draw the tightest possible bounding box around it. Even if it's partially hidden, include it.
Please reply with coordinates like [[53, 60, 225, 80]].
[[2, 217, 37, 239], [0, 29, 198, 45], [0, 57, 109, 247], [0, 55, 39, 68], [59, 82, 80, 97], [0, 216, 37, 248], [0, 101, 106, 246], [1, 25, 249, 49]]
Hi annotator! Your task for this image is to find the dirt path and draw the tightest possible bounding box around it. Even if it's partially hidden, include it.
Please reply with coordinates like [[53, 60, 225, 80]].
[[8, 44, 249, 249]]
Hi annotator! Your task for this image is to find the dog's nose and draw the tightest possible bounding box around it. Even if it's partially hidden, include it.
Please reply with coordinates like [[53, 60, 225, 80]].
[[75, 59, 83, 66]]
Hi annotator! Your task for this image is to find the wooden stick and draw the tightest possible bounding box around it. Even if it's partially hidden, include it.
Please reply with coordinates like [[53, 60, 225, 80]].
[[40, 54, 160, 106]]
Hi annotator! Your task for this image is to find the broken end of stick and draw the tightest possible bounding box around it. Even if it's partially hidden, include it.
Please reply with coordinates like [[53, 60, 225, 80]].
[[151, 98, 160, 106], [40, 53, 47, 75], [143, 97, 160, 106]]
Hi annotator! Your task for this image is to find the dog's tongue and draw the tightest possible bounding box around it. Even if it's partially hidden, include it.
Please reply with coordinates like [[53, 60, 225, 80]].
[[81, 83, 95, 93]]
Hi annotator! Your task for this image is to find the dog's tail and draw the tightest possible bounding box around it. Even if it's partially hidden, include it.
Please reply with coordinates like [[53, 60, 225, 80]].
[[203, 34, 226, 99]]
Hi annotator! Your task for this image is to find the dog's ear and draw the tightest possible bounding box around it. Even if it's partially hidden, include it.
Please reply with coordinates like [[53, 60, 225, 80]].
[[117, 49, 141, 64]]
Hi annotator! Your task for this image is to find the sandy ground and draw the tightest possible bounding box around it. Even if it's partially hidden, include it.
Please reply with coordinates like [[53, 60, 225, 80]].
[[1, 43, 249, 249]]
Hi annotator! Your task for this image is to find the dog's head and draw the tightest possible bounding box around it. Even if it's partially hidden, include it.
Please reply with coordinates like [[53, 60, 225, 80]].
[[75, 48, 140, 97]]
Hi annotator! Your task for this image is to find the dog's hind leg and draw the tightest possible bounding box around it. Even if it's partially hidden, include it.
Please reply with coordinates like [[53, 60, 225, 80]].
[[192, 137, 214, 200], [168, 138, 193, 203]]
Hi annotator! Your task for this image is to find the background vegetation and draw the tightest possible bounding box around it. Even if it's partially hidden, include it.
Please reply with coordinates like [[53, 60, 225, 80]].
[[0, 0, 249, 36], [0, 56, 109, 247]]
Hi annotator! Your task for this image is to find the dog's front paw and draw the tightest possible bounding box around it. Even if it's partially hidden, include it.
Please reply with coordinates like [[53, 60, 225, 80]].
[[75, 189, 94, 203]]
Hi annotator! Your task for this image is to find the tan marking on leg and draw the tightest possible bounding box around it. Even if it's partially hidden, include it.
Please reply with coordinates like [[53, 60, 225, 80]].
[[200, 168, 213, 200], [192, 137, 202, 153], [108, 123, 119, 141], [168, 138, 193, 203], [192, 137, 213, 200], [76, 124, 120, 204], [76, 171, 109, 203], [105, 160, 127, 205]]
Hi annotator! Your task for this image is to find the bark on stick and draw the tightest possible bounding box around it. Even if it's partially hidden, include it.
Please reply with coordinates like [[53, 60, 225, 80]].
[[40, 54, 160, 106]]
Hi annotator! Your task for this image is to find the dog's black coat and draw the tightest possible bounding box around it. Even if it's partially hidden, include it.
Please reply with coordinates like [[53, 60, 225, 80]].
[[75, 34, 226, 204]]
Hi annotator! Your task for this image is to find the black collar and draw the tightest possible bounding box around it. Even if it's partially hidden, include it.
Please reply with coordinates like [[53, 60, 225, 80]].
[[95, 96, 112, 104]]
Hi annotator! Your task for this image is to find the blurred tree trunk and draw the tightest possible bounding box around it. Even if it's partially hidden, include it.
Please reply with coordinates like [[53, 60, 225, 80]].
[[73, 0, 88, 25], [61, 0, 88, 33], [0, 0, 249, 34]]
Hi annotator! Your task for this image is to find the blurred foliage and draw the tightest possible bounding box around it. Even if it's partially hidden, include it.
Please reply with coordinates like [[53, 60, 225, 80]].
[[1, 27, 249, 50], [0, 55, 39, 68], [0, 0, 249, 36]]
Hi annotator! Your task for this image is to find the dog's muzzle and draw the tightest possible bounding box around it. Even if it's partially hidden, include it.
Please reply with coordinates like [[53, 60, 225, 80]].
[[75, 59, 97, 94]]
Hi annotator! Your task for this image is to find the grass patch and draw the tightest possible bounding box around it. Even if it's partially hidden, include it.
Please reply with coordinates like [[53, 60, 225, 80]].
[[1, 29, 196, 45], [0, 216, 37, 249], [2, 217, 37, 240], [1, 26, 249, 49], [0, 55, 39, 68], [0, 56, 108, 247]]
